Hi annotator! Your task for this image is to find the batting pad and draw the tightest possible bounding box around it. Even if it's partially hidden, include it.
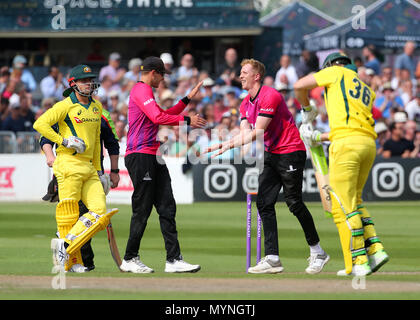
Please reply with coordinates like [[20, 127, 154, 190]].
[[336, 221, 354, 275], [65, 208, 118, 255], [55, 199, 84, 270], [358, 205, 384, 255]]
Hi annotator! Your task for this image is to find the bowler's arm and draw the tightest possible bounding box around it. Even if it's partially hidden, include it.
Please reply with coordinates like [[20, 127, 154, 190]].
[[294, 74, 318, 106], [206, 117, 271, 157]]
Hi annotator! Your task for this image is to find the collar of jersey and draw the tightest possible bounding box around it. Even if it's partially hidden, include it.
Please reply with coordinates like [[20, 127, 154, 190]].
[[69, 91, 93, 110], [343, 64, 358, 73], [250, 84, 263, 103]]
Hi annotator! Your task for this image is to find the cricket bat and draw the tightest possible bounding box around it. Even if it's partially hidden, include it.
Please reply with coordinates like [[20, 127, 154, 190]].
[[309, 144, 333, 218], [106, 222, 123, 271]]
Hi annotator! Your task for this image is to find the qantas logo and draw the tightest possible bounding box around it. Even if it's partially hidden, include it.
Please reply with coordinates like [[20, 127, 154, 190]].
[[74, 117, 99, 123]]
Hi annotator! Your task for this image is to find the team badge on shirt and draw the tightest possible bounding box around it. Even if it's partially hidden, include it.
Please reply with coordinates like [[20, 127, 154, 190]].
[[92, 106, 99, 114]]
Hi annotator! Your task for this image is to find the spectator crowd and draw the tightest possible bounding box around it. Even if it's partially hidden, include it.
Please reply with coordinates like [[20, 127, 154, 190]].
[[1, 40, 420, 159]]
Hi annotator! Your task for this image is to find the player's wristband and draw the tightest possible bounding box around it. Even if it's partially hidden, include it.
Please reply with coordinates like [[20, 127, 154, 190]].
[[110, 169, 119, 174], [181, 96, 191, 105], [302, 105, 312, 112], [183, 116, 191, 125]]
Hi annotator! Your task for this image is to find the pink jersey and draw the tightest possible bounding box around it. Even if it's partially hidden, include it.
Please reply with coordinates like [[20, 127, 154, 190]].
[[126, 81, 187, 155], [239, 85, 305, 154]]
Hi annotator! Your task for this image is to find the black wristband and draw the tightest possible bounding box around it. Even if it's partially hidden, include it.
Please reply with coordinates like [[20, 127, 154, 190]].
[[110, 169, 119, 173], [183, 116, 191, 125], [181, 96, 191, 105]]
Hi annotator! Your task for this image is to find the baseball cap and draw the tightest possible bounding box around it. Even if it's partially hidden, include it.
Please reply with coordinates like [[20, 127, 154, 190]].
[[382, 82, 393, 91], [202, 77, 215, 87], [160, 52, 174, 65], [221, 111, 231, 119], [374, 122, 388, 134], [13, 55, 27, 67], [160, 89, 175, 102], [365, 68, 375, 76], [9, 94, 20, 109], [128, 58, 142, 70], [276, 82, 290, 91], [63, 64, 97, 97], [109, 52, 121, 61], [141, 56, 172, 75], [394, 112, 407, 123]]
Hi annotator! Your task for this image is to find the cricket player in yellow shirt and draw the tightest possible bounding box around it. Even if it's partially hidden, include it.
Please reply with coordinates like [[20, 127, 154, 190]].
[[294, 52, 389, 276], [33, 64, 118, 272]]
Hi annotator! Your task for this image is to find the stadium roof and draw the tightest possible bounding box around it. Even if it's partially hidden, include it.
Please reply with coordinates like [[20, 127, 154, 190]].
[[260, 1, 338, 27], [259, 1, 338, 56], [304, 0, 420, 51], [0, 0, 262, 38]]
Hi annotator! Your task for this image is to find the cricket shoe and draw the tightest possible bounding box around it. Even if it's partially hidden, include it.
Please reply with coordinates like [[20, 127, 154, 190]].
[[368, 250, 389, 273], [248, 256, 284, 274], [305, 253, 330, 274], [165, 259, 201, 273], [337, 262, 372, 276], [51, 238, 68, 269], [120, 257, 154, 273], [67, 264, 88, 273]]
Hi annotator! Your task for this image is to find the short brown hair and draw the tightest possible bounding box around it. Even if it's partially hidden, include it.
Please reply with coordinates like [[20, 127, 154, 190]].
[[240, 59, 266, 81]]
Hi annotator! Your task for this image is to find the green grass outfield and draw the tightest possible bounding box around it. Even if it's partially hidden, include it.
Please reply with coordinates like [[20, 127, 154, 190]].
[[0, 201, 419, 300]]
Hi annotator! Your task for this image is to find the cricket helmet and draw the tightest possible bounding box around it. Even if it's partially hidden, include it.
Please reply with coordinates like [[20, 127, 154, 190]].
[[322, 52, 352, 69], [63, 64, 100, 97]]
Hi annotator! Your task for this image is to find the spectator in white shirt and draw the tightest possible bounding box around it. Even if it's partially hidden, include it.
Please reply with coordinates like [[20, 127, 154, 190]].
[[405, 92, 420, 122], [124, 58, 142, 82], [99, 52, 126, 91], [175, 53, 198, 81], [274, 55, 298, 90], [11, 55, 36, 92], [40, 66, 67, 100]]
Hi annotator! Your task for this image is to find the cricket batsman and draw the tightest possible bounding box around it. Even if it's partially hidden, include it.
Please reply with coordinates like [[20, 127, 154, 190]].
[[33, 64, 118, 271], [294, 52, 389, 276], [40, 106, 120, 272]]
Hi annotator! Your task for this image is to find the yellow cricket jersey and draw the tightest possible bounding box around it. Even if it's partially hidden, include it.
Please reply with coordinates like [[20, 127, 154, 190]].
[[314, 65, 377, 141], [33, 92, 102, 171]]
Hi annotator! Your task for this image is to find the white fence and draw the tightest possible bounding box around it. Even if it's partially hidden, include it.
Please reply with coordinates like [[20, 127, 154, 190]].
[[0, 154, 193, 204]]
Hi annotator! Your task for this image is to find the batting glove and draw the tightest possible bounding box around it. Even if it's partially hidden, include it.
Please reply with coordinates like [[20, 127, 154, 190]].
[[300, 100, 318, 124], [299, 124, 322, 147], [62, 136, 86, 154], [98, 171, 111, 195]]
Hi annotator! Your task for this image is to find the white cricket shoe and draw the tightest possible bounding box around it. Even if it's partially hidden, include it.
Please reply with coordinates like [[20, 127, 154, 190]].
[[305, 253, 330, 274], [165, 259, 201, 273], [368, 250, 389, 273], [248, 256, 284, 274], [51, 238, 68, 268], [337, 263, 372, 276], [120, 257, 154, 273], [67, 264, 88, 273]]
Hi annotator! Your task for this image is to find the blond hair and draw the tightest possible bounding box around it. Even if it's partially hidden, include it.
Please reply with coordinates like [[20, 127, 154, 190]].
[[240, 59, 266, 81]]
